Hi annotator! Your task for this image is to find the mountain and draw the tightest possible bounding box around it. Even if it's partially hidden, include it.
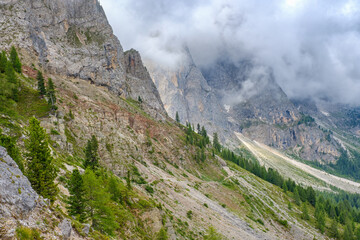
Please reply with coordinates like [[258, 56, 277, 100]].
[[144, 48, 238, 145], [0, 0, 165, 114], [201, 59, 341, 164], [1, 0, 360, 239]]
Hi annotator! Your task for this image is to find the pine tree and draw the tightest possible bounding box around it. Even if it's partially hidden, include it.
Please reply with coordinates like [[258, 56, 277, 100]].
[[5, 61, 19, 101], [316, 209, 326, 233], [25, 117, 58, 203], [83, 169, 118, 235], [213, 132, 221, 152], [126, 170, 131, 190], [84, 135, 99, 170], [329, 218, 339, 239], [37, 71, 46, 96], [294, 187, 301, 205], [307, 186, 316, 206], [67, 169, 87, 222], [156, 227, 168, 240], [10, 46, 21, 73], [197, 123, 201, 134], [343, 222, 353, 240], [47, 78, 57, 110], [301, 202, 310, 220], [108, 175, 123, 203], [282, 181, 288, 193], [138, 96, 143, 103], [0, 51, 7, 73], [175, 111, 180, 123]]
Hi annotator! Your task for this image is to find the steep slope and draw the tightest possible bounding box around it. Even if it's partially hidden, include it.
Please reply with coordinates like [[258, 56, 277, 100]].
[[145, 49, 238, 145], [201, 59, 340, 164], [0, 0, 165, 113]]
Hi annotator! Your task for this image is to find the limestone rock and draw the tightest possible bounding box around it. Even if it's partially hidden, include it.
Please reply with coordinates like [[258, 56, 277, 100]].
[[59, 219, 72, 240], [0, 146, 39, 218], [0, 0, 164, 115], [82, 223, 90, 236], [145, 48, 238, 146]]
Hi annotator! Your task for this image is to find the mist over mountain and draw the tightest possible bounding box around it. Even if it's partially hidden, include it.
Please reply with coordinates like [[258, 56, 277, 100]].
[[101, 0, 360, 105]]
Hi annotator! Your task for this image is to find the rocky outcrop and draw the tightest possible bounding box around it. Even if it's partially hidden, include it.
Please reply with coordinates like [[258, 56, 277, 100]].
[[145, 49, 238, 145], [0, 146, 40, 218], [124, 49, 166, 113], [0, 0, 164, 112]]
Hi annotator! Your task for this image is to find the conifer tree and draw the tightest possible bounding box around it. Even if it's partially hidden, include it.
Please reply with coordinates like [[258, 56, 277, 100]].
[[316, 209, 326, 233], [282, 181, 288, 193], [47, 78, 57, 110], [213, 132, 221, 152], [37, 71, 46, 96], [301, 202, 310, 220], [329, 218, 339, 239], [343, 222, 353, 240], [0, 51, 7, 73], [138, 96, 143, 103], [294, 187, 301, 205], [84, 135, 99, 170], [156, 227, 168, 240], [83, 169, 118, 235], [175, 111, 180, 123], [25, 117, 58, 203], [5, 61, 19, 101], [10, 46, 21, 73], [126, 170, 132, 190], [197, 123, 201, 134], [67, 169, 87, 222], [108, 175, 123, 204]]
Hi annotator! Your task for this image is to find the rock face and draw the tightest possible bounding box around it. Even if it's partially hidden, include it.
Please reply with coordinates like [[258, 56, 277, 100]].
[[0, 0, 165, 112], [145, 49, 237, 144], [124, 49, 165, 113], [0, 146, 39, 218], [202, 59, 340, 163]]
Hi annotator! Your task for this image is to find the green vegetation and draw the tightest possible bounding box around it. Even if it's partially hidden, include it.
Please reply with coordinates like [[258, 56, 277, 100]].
[[83, 135, 99, 170], [175, 111, 180, 123], [37, 71, 46, 96], [67, 169, 86, 222], [0, 128, 23, 171], [46, 78, 57, 111], [10, 46, 21, 73], [16, 226, 41, 240], [25, 117, 58, 203], [298, 113, 315, 126]]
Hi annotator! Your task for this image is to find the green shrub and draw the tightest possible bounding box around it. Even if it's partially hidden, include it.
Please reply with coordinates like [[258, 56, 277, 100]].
[[16, 226, 42, 240], [145, 185, 154, 194]]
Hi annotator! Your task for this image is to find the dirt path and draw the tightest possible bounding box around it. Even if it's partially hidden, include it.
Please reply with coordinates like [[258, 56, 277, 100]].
[[235, 132, 360, 194]]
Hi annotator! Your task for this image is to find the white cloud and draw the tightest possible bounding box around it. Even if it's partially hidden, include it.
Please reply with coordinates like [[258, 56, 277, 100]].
[[100, 0, 360, 105]]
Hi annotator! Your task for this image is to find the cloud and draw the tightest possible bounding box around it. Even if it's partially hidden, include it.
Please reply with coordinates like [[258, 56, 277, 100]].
[[100, 0, 360, 105]]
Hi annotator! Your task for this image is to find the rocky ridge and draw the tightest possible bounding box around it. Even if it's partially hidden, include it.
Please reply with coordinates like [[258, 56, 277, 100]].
[[0, 0, 165, 113]]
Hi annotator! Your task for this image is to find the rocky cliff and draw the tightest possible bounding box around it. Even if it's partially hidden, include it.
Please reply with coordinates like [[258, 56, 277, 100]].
[[0, 0, 165, 112], [201, 59, 340, 163], [145, 49, 238, 145]]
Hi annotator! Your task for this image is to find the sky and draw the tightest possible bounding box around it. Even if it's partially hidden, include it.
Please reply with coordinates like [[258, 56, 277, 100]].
[[100, 0, 360, 105]]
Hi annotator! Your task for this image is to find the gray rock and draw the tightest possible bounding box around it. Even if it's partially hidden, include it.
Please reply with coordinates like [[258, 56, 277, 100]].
[[0, 0, 165, 116], [0, 146, 39, 218], [202, 59, 340, 163], [59, 219, 72, 240], [82, 223, 90, 236], [145, 48, 238, 146]]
